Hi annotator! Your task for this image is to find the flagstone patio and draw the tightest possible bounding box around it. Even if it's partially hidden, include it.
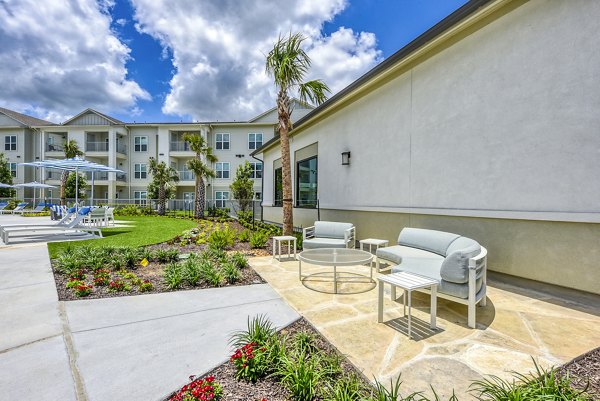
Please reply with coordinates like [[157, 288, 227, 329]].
[[250, 255, 600, 399]]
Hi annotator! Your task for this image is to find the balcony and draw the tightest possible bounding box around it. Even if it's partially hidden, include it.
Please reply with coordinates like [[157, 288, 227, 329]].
[[178, 171, 195, 181], [86, 141, 109, 152], [46, 170, 62, 180], [170, 141, 191, 152], [116, 142, 127, 155], [85, 171, 109, 181], [45, 143, 64, 152], [116, 173, 126, 182]]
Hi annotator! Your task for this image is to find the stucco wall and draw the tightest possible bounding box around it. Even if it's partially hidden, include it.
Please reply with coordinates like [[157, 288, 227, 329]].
[[259, 0, 600, 294]]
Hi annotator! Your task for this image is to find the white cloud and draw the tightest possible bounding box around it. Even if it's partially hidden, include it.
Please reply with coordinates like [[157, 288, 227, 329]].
[[0, 0, 149, 122], [131, 0, 382, 121]]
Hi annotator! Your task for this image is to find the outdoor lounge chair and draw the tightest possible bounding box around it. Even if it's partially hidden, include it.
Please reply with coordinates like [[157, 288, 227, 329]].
[[84, 207, 107, 227], [10, 202, 29, 215], [0, 202, 8, 213], [302, 221, 356, 250], [0, 207, 77, 234], [29, 203, 47, 213], [1, 207, 102, 244]]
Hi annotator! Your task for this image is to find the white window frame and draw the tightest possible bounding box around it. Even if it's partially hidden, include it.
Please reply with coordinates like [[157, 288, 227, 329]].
[[215, 162, 230, 179], [134, 136, 148, 152], [9, 162, 17, 178], [134, 163, 147, 179], [134, 191, 147, 205], [249, 162, 262, 179], [215, 133, 230, 150], [4, 135, 16, 151], [215, 191, 229, 208], [248, 133, 263, 150]]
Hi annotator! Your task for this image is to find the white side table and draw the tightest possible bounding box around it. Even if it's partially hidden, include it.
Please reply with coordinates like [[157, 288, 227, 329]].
[[359, 238, 389, 268], [272, 235, 297, 261], [378, 271, 438, 339]]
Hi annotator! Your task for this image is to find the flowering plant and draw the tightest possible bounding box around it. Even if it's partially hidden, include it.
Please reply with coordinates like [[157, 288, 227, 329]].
[[66, 278, 85, 289], [108, 279, 131, 292], [75, 283, 93, 297], [169, 375, 222, 401], [230, 342, 269, 382], [69, 270, 86, 280], [139, 280, 154, 292]]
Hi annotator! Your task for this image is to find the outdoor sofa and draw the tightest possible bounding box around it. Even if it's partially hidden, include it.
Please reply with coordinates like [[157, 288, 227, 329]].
[[376, 227, 487, 328], [302, 221, 356, 250]]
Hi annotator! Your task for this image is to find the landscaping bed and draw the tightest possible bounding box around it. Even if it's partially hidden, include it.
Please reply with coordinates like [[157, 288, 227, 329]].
[[559, 347, 600, 399]]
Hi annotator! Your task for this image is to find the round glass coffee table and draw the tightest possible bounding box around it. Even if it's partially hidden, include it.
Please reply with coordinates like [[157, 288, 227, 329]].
[[298, 248, 374, 294]]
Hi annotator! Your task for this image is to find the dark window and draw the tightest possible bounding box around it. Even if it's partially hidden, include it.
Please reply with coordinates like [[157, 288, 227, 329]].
[[250, 162, 262, 179], [274, 167, 282, 207], [296, 156, 317, 208], [4, 135, 16, 151]]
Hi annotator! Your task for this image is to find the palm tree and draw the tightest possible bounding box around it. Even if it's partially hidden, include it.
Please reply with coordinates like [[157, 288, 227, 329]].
[[148, 158, 179, 215], [60, 139, 83, 206], [182, 132, 217, 219], [266, 33, 330, 235]]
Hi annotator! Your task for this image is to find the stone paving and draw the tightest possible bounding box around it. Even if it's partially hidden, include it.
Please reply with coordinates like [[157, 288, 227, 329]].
[[251, 255, 600, 399]]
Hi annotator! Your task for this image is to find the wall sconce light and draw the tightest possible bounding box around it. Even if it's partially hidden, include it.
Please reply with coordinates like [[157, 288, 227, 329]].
[[341, 151, 351, 166], [235, 154, 245, 158], [17, 155, 21, 158], [159, 153, 164, 156]]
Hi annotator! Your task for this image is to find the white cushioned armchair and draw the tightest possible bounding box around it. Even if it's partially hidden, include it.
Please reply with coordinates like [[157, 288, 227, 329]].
[[302, 221, 355, 250]]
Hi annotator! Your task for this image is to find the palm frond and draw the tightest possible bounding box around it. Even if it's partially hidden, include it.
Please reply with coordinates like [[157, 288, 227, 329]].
[[298, 80, 330, 106]]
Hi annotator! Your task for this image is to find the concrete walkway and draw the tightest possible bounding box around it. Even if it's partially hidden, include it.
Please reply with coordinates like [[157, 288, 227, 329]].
[[0, 243, 299, 401]]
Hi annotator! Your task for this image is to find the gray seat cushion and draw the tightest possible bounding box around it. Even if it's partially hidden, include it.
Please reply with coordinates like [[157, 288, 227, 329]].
[[303, 238, 347, 249], [440, 243, 481, 284], [398, 228, 460, 256], [376, 245, 445, 265], [314, 221, 353, 239]]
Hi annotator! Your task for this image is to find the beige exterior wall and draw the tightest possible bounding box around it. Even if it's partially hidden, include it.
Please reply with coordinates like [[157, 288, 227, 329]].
[[259, 0, 600, 294]]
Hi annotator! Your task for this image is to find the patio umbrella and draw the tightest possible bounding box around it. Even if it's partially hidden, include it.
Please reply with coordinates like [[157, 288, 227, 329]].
[[0, 182, 13, 188], [13, 181, 56, 206], [19, 157, 123, 207]]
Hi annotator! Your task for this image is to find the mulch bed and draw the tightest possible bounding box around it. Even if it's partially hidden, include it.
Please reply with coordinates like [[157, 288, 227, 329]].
[[165, 318, 373, 401], [559, 346, 600, 399]]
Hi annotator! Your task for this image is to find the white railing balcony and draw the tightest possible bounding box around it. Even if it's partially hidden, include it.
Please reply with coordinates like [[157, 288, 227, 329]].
[[86, 141, 109, 152], [170, 141, 191, 152], [86, 171, 109, 180], [46, 143, 64, 152], [46, 170, 62, 180], [116, 173, 127, 182], [117, 143, 127, 154], [178, 171, 195, 181]]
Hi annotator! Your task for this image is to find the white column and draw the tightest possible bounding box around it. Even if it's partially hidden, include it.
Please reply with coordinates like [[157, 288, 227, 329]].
[[107, 128, 117, 201]]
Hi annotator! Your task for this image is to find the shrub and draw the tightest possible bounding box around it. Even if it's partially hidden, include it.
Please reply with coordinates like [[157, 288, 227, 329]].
[[155, 248, 180, 263], [207, 228, 236, 250], [292, 330, 318, 356], [93, 269, 110, 286], [230, 252, 248, 269], [108, 279, 131, 292], [237, 229, 251, 243], [69, 269, 86, 281], [183, 255, 202, 286], [237, 210, 253, 223], [139, 280, 154, 292], [139, 247, 154, 263], [168, 375, 222, 401], [276, 352, 324, 401], [222, 261, 241, 284], [121, 248, 140, 269], [323, 372, 370, 401], [55, 254, 83, 276], [66, 278, 85, 289], [230, 315, 277, 349], [164, 262, 183, 289], [203, 246, 227, 263], [199, 261, 224, 287], [114, 204, 155, 217], [111, 255, 125, 271], [250, 231, 269, 248]]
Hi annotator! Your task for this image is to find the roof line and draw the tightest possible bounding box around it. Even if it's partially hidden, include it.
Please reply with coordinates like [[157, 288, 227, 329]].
[[62, 108, 125, 125]]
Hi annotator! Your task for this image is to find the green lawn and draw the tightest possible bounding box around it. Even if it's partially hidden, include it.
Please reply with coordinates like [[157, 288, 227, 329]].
[[47, 216, 196, 259]]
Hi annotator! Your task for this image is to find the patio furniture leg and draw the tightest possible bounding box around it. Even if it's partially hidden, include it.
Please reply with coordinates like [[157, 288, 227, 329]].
[[278, 240, 281, 262], [403, 289, 407, 316], [287, 240, 291, 259], [391, 285, 396, 301], [272, 238, 277, 260], [298, 259, 302, 280], [378, 280, 384, 323], [407, 289, 412, 339], [334, 264, 338, 294], [294, 238, 297, 259], [430, 284, 437, 330]]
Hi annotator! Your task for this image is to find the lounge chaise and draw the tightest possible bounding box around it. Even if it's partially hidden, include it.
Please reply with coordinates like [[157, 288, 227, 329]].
[[376, 228, 487, 328], [302, 221, 356, 250]]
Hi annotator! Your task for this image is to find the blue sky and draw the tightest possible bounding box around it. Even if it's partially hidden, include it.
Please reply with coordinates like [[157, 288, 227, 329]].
[[0, 0, 467, 124]]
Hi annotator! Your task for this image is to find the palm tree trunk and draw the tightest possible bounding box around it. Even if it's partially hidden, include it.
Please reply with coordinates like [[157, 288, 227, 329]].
[[60, 171, 69, 206], [158, 183, 165, 215], [198, 177, 206, 219], [194, 176, 202, 219], [278, 90, 294, 235]]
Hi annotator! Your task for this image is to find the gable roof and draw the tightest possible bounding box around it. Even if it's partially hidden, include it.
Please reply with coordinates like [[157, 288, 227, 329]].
[[62, 108, 125, 126], [248, 98, 314, 123], [0, 107, 57, 126], [252, 0, 497, 156]]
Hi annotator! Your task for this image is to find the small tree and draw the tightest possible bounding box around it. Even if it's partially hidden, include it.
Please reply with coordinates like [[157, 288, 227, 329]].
[[0, 153, 14, 198], [65, 172, 87, 200], [148, 158, 179, 216], [147, 180, 176, 201], [182, 132, 217, 219], [230, 162, 254, 212], [60, 140, 83, 205]]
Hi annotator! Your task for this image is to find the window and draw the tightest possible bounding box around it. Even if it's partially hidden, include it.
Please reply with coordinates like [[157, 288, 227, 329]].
[[215, 162, 230, 179], [134, 191, 147, 205], [215, 133, 230, 150], [249, 162, 262, 179], [255, 192, 261, 200], [296, 156, 318, 208], [134, 163, 147, 179], [9, 163, 17, 178], [248, 133, 263, 150], [4, 135, 16, 151], [215, 191, 229, 208], [274, 167, 282, 207], [134, 136, 148, 152]]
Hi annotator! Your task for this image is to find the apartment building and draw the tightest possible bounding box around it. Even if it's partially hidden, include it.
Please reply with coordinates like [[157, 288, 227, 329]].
[[0, 101, 312, 205]]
